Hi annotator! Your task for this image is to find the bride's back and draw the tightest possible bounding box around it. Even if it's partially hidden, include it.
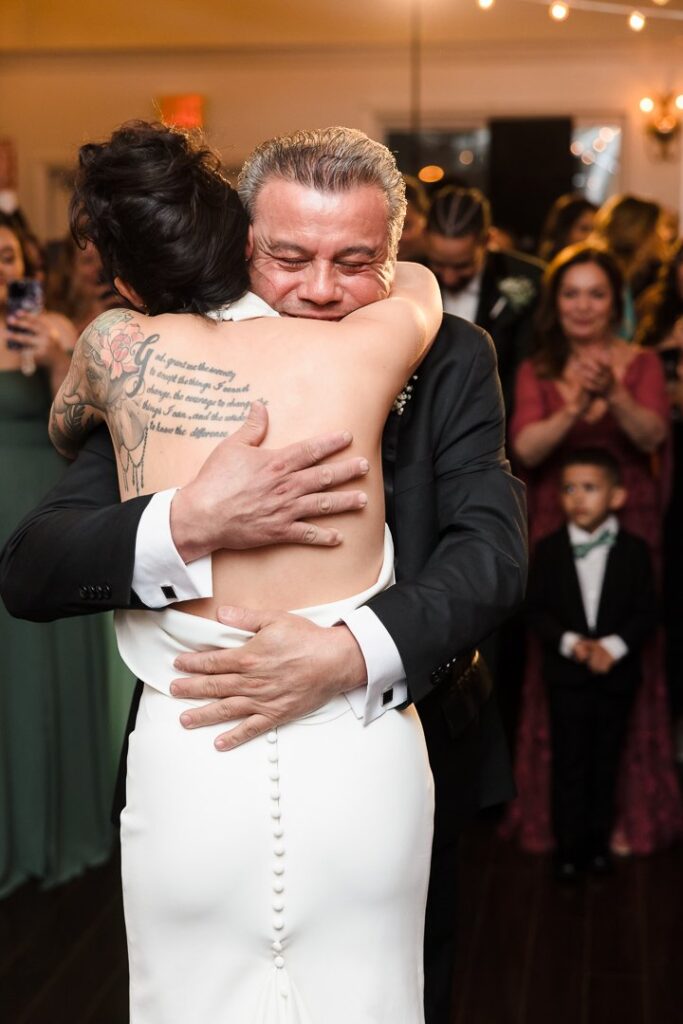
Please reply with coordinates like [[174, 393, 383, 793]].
[[111, 309, 403, 614]]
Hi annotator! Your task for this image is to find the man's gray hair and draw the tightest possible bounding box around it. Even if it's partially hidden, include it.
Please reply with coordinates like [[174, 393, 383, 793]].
[[238, 127, 407, 259]]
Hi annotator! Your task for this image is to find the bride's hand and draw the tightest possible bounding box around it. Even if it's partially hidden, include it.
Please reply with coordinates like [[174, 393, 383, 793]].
[[169, 610, 367, 747]]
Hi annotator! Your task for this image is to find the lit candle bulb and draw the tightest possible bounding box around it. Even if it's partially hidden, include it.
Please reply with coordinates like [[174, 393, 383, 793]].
[[628, 10, 646, 31], [549, 2, 569, 21]]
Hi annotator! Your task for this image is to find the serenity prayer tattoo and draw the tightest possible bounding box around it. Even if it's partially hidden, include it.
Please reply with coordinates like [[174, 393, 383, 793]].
[[49, 309, 266, 496]]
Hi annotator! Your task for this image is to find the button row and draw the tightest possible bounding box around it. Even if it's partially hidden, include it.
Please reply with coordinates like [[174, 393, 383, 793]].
[[79, 583, 112, 601], [267, 729, 286, 970]]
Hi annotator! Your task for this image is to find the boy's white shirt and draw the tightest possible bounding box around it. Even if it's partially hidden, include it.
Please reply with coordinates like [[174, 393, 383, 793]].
[[560, 514, 629, 663], [130, 291, 408, 724]]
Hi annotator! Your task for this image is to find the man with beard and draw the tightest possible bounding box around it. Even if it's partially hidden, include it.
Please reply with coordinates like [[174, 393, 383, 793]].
[[425, 185, 544, 414]]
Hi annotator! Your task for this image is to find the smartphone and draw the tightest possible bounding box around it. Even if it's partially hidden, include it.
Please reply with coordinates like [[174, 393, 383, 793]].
[[7, 279, 44, 351], [659, 346, 680, 382]]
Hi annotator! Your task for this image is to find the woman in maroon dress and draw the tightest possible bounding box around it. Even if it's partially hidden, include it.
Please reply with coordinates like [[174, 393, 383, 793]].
[[502, 243, 683, 855]]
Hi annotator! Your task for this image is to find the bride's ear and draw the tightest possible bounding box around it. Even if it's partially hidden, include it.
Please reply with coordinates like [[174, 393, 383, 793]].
[[114, 277, 147, 312]]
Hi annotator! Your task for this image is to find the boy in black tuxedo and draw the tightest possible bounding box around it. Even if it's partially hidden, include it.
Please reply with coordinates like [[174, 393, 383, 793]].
[[527, 449, 657, 880]]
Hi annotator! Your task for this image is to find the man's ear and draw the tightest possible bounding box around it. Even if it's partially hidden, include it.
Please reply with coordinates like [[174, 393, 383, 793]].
[[245, 225, 254, 261], [608, 485, 627, 512], [114, 276, 146, 311]]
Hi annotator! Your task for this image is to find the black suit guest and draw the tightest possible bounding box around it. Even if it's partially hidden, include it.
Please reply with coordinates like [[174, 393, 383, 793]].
[[424, 185, 544, 413], [528, 450, 657, 879], [0, 126, 526, 1023]]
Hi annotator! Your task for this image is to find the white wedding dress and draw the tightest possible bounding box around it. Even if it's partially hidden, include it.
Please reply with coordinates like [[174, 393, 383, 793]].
[[116, 528, 434, 1023]]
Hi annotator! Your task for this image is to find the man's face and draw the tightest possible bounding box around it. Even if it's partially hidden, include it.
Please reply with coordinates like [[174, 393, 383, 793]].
[[247, 179, 393, 320], [559, 464, 624, 534], [426, 231, 487, 294]]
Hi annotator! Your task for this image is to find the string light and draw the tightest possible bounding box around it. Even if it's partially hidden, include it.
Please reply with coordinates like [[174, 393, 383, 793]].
[[640, 96, 655, 113], [549, 1, 569, 20], [480, 0, 683, 29]]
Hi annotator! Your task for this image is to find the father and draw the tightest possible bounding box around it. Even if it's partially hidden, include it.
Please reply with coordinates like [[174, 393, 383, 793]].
[[0, 126, 526, 1024]]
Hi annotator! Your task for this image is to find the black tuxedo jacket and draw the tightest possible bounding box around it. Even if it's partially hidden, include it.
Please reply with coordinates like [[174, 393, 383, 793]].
[[0, 315, 525, 831], [473, 249, 544, 413], [527, 526, 657, 693]]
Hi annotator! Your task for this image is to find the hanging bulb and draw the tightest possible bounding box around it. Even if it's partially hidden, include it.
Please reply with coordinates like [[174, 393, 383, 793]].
[[639, 97, 655, 113], [628, 10, 646, 31], [675, 95, 683, 111], [549, 1, 569, 20], [478, 0, 495, 9]]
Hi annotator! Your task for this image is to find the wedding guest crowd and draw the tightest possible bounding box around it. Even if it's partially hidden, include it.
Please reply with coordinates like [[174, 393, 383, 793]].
[[0, 214, 116, 897], [400, 179, 683, 871]]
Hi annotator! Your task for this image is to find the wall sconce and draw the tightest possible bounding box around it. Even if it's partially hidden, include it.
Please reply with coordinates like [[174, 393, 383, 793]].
[[639, 92, 683, 159]]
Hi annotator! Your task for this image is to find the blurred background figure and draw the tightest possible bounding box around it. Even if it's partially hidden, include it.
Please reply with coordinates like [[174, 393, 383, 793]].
[[537, 193, 597, 263], [591, 194, 664, 338], [398, 175, 428, 261], [0, 213, 115, 897], [637, 240, 683, 762], [46, 237, 119, 333], [424, 185, 544, 411], [502, 242, 683, 856]]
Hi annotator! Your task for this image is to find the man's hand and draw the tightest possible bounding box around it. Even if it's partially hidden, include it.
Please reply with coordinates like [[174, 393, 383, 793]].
[[587, 641, 616, 675], [169, 607, 368, 749], [170, 401, 369, 562]]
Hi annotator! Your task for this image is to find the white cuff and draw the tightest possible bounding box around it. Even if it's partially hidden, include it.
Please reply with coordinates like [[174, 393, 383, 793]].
[[132, 489, 213, 607], [340, 606, 408, 724], [560, 631, 582, 660], [598, 635, 629, 662]]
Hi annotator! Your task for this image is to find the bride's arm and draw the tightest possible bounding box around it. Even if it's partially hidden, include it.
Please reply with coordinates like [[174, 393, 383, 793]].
[[340, 262, 442, 373], [49, 307, 151, 460]]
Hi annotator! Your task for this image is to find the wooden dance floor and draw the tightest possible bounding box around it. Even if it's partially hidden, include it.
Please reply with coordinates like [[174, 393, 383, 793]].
[[1, 817, 681, 1023]]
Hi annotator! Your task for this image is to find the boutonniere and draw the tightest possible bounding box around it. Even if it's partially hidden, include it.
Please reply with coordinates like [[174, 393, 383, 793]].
[[392, 374, 418, 416], [497, 276, 536, 312]]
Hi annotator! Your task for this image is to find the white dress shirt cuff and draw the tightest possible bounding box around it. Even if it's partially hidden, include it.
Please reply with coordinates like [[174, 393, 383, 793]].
[[560, 631, 583, 660], [598, 635, 629, 662], [132, 489, 213, 606], [340, 606, 408, 724]]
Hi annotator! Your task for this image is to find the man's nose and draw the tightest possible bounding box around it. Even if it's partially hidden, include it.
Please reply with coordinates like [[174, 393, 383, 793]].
[[299, 265, 341, 305]]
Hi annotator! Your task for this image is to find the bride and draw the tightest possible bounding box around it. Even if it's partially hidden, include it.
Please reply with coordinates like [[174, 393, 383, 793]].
[[49, 121, 441, 1023]]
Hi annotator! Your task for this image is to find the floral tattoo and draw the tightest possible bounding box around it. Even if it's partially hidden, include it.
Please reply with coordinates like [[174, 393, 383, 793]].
[[49, 309, 159, 494]]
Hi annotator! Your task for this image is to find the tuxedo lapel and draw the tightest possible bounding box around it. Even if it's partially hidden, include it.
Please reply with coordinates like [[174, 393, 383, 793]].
[[475, 256, 499, 330], [557, 531, 589, 633], [595, 534, 623, 635]]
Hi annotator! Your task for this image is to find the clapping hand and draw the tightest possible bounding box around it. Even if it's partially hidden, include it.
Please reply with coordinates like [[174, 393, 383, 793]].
[[576, 353, 616, 398]]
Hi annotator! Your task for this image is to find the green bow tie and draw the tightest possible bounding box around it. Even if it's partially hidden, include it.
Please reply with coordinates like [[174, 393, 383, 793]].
[[572, 529, 617, 559]]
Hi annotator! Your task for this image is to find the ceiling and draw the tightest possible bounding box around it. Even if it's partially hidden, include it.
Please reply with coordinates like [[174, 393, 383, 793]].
[[3, 0, 683, 51]]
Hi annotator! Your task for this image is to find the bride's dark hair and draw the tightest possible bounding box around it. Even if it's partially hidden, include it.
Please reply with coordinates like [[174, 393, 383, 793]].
[[70, 120, 249, 316]]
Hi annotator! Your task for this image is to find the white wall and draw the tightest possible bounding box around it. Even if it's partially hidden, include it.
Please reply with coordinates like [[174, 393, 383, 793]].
[[1, 42, 682, 237]]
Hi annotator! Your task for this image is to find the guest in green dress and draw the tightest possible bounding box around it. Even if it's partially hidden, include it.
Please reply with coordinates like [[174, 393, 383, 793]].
[[0, 215, 116, 897]]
